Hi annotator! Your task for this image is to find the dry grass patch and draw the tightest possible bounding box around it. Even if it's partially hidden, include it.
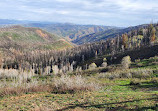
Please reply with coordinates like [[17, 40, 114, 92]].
[[0, 85, 51, 97]]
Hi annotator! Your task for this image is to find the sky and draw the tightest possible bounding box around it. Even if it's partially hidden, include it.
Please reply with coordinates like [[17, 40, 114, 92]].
[[0, 0, 158, 27]]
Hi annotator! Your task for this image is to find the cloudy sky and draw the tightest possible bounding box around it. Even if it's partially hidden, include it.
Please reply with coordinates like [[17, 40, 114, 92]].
[[0, 0, 157, 26]]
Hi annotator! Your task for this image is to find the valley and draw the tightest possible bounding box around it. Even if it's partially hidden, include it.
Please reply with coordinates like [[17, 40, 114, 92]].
[[0, 19, 157, 111]]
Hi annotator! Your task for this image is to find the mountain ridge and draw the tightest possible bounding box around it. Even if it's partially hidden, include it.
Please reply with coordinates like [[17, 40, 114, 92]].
[[72, 24, 149, 44]]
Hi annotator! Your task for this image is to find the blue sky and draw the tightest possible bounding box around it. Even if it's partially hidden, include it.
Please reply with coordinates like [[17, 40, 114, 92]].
[[0, 0, 158, 26]]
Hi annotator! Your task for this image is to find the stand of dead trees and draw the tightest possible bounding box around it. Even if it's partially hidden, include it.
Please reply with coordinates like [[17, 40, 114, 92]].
[[0, 23, 158, 75]]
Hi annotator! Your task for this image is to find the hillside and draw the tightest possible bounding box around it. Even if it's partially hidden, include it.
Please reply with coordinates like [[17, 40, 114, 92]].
[[0, 25, 73, 48], [0, 25, 59, 43], [0, 21, 157, 111], [73, 24, 148, 45], [0, 26, 73, 63], [24, 23, 116, 41]]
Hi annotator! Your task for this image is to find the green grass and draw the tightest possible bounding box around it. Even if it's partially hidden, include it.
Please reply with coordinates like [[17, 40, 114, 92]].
[[0, 57, 157, 111], [0, 77, 157, 111], [132, 57, 158, 68], [39, 40, 73, 50]]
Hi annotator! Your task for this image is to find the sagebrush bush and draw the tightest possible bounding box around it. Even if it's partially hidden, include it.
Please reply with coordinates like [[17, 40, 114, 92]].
[[53, 75, 100, 93], [129, 79, 142, 85], [131, 69, 153, 79], [0, 69, 100, 96], [0, 69, 47, 97], [121, 56, 131, 69], [89, 63, 97, 70], [101, 62, 107, 68], [0, 69, 34, 80], [0, 85, 51, 97]]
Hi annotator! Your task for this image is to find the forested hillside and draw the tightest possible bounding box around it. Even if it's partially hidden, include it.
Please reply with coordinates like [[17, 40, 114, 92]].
[[0, 23, 157, 74], [73, 24, 148, 44]]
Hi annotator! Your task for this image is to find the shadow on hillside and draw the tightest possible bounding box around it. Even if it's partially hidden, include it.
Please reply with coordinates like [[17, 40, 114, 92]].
[[56, 97, 158, 111]]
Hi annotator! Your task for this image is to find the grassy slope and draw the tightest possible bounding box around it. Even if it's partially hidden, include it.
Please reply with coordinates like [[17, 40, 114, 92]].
[[0, 57, 157, 111], [40, 39, 73, 50], [0, 26, 73, 51], [0, 26, 58, 43]]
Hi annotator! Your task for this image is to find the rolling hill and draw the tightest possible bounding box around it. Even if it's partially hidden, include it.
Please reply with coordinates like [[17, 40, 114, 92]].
[[0, 25, 73, 52]]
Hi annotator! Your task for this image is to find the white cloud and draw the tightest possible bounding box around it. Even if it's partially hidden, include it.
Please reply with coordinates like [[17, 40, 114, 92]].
[[55, 0, 74, 2], [56, 10, 70, 15], [0, 0, 157, 26]]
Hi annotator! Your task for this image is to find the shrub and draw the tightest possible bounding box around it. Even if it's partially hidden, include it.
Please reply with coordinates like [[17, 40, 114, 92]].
[[103, 58, 107, 62], [120, 72, 132, 78], [131, 68, 153, 79], [0, 69, 34, 81], [53, 75, 100, 93], [0, 85, 51, 97], [98, 68, 153, 79], [0, 69, 100, 97], [129, 79, 142, 85], [0, 69, 47, 97], [89, 63, 97, 70], [101, 62, 107, 68], [121, 56, 131, 69], [151, 77, 158, 83], [98, 72, 120, 80]]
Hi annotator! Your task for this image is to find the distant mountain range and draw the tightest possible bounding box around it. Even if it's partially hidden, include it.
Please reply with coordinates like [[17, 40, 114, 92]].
[[0, 19, 119, 43], [0, 19, 148, 45], [24, 23, 117, 41]]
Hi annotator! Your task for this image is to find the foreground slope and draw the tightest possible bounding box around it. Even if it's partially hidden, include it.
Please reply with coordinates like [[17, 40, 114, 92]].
[[0, 56, 157, 111]]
